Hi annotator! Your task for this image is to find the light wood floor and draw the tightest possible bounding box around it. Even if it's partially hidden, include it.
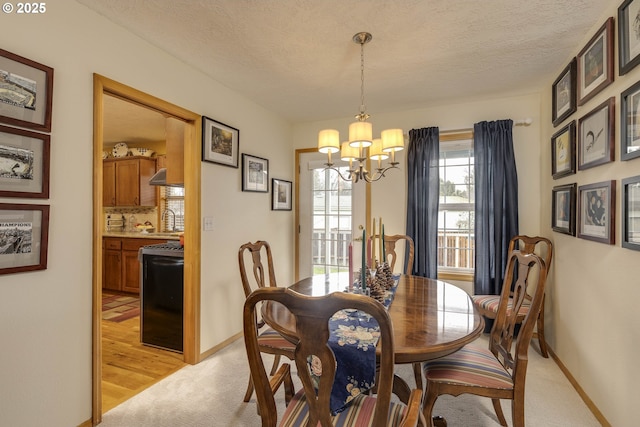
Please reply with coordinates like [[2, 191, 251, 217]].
[[102, 315, 186, 413]]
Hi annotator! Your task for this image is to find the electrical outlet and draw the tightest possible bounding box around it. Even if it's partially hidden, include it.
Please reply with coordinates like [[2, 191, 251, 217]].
[[203, 217, 214, 231]]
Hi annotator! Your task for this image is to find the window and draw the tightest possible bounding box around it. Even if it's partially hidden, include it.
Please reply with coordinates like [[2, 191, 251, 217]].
[[438, 131, 474, 274], [161, 186, 185, 231]]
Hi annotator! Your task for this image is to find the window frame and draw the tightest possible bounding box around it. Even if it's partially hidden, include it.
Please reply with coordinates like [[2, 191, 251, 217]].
[[437, 130, 475, 280]]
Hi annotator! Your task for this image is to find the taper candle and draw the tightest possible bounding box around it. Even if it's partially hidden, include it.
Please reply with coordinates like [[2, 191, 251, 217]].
[[379, 217, 383, 264], [372, 218, 376, 264], [382, 223, 385, 265], [348, 242, 353, 286], [361, 228, 366, 290]]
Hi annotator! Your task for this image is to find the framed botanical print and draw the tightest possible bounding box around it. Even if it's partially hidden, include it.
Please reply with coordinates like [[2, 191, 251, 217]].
[[577, 97, 615, 170], [271, 178, 292, 211], [551, 121, 576, 179], [620, 79, 640, 161], [577, 17, 614, 106], [577, 180, 615, 245], [552, 183, 577, 236], [618, 0, 640, 75], [622, 175, 640, 250], [0, 48, 53, 132], [241, 153, 269, 192], [0, 125, 50, 198], [0, 203, 49, 275], [201, 116, 239, 168], [552, 58, 577, 127]]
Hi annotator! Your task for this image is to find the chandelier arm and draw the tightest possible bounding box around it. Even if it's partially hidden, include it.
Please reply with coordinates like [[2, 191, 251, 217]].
[[323, 165, 355, 182]]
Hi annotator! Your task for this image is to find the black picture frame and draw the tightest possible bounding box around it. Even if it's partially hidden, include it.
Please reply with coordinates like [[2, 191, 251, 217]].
[[552, 58, 577, 127], [0, 48, 53, 132], [0, 203, 49, 275], [242, 153, 269, 192], [620, 79, 640, 161], [551, 121, 576, 179], [552, 183, 577, 236], [271, 178, 292, 211], [577, 97, 615, 170], [0, 124, 50, 198], [577, 180, 616, 245], [618, 0, 640, 75], [201, 116, 239, 168], [622, 175, 640, 250], [577, 17, 615, 106]]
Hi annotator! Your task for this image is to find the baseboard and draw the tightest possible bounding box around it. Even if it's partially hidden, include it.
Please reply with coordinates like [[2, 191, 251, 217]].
[[198, 332, 243, 361], [548, 346, 610, 427]]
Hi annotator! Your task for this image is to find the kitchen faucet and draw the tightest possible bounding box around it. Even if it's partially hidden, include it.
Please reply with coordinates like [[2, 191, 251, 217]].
[[161, 208, 176, 232]]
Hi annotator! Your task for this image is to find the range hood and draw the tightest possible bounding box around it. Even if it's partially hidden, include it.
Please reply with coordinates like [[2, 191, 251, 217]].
[[148, 168, 183, 187]]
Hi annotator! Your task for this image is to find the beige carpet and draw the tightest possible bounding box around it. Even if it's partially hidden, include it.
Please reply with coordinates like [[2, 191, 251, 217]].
[[100, 335, 601, 426]]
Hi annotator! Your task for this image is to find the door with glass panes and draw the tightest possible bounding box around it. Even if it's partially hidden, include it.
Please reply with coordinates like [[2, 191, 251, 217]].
[[298, 151, 366, 278]]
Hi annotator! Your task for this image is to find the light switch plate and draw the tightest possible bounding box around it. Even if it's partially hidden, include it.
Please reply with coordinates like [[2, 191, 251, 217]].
[[203, 217, 214, 231]]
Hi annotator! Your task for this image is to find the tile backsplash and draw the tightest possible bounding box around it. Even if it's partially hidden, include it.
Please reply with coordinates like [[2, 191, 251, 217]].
[[104, 207, 158, 232]]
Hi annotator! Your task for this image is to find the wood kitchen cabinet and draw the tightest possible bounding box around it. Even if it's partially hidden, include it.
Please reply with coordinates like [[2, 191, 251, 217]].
[[103, 237, 166, 294], [103, 157, 157, 207]]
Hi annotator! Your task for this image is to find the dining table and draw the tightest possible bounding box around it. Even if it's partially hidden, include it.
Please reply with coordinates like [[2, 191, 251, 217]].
[[262, 272, 484, 411]]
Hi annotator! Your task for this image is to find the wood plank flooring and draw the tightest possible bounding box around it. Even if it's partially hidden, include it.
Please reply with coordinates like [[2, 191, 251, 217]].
[[102, 314, 186, 413]]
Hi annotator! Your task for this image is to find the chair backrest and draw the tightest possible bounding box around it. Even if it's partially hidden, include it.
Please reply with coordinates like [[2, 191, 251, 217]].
[[382, 234, 415, 274], [238, 241, 277, 297], [508, 235, 553, 275], [489, 250, 548, 386], [243, 287, 396, 427]]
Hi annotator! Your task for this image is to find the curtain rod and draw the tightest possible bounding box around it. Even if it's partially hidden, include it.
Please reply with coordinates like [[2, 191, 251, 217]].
[[406, 118, 534, 137], [513, 118, 533, 126]]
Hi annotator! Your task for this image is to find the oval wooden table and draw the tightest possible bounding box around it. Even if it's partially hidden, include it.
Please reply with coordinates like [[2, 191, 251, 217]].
[[263, 273, 484, 413]]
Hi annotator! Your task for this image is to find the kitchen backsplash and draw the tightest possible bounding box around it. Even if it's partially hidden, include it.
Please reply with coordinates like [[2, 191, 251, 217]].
[[104, 207, 158, 232]]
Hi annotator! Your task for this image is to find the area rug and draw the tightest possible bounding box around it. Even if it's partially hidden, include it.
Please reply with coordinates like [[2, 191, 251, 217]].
[[102, 292, 140, 322]]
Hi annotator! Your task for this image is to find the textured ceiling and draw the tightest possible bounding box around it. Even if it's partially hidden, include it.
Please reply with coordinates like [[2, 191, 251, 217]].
[[80, 0, 610, 128]]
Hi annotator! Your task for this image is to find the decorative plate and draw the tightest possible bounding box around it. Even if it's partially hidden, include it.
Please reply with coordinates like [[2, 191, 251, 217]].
[[112, 142, 129, 158]]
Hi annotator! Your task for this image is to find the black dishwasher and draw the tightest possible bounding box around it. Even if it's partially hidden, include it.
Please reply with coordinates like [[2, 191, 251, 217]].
[[139, 242, 184, 353]]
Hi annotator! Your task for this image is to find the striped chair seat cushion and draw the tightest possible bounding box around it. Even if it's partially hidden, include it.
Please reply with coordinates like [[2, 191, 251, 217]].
[[471, 295, 530, 317], [280, 389, 407, 427], [423, 344, 513, 390], [257, 327, 295, 351]]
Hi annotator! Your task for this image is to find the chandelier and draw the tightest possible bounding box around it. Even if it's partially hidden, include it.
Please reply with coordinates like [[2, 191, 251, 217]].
[[318, 32, 404, 183]]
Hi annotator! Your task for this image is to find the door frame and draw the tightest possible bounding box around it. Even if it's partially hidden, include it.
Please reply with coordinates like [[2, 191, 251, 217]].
[[294, 148, 371, 282], [92, 74, 202, 423]]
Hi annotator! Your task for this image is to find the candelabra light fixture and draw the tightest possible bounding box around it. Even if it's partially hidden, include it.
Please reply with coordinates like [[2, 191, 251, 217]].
[[318, 32, 404, 183]]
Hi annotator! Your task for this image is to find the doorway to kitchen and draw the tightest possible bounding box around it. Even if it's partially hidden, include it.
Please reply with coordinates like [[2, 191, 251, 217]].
[[92, 74, 201, 423]]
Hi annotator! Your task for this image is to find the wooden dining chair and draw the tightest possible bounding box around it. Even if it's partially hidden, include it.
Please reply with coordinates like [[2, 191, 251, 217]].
[[422, 250, 548, 427], [238, 241, 295, 403], [471, 235, 553, 358], [243, 286, 423, 427], [383, 234, 415, 274]]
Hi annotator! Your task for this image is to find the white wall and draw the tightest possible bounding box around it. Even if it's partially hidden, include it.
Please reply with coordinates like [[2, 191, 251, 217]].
[[0, 2, 292, 425], [540, 2, 639, 426], [293, 92, 543, 245]]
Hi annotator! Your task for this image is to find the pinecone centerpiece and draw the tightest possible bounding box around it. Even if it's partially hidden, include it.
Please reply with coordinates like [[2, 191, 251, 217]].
[[375, 262, 395, 290]]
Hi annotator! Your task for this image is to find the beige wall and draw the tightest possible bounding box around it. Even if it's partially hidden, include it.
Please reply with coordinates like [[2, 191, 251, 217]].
[[540, 2, 639, 426], [0, 2, 292, 425]]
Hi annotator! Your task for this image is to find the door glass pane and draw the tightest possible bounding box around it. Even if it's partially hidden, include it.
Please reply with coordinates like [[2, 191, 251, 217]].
[[311, 167, 352, 275]]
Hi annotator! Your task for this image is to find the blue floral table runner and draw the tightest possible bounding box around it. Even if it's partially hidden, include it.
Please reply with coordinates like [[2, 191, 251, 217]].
[[323, 277, 399, 414]]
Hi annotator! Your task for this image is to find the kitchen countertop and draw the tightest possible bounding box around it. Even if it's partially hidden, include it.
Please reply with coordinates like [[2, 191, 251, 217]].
[[103, 231, 181, 240]]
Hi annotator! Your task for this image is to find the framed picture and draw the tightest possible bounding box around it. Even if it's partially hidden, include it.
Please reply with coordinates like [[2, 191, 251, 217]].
[[0, 203, 49, 275], [577, 97, 615, 170], [242, 153, 269, 192], [551, 121, 576, 179], [577, 17, 614, 106], [618, 0, 640, 75], [0, 125, 50, 198], [552, 58, 577, 127], [0, 48, 53, 132], [271, 178, 292, 211], [622, 175, 640, 250], [552, 183, 577, 236], [201, 116, 239, 168], [620, 79, 640, 161], [577, 180, 615, 245]]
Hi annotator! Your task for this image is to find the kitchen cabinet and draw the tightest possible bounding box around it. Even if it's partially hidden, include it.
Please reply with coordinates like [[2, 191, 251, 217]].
[[103, 157, 157, 207], [103, 237, 166, 294]]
